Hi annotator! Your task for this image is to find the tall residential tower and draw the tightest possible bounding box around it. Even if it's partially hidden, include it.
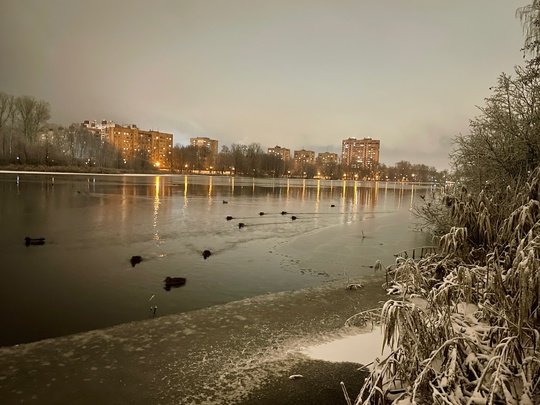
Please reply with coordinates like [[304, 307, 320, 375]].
[[341, 137, 380, 170]]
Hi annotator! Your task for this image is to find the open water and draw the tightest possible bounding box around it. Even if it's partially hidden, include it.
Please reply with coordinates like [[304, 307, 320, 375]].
[[0, 172, 435, 347]]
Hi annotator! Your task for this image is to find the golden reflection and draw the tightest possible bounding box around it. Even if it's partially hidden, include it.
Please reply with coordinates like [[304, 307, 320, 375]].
[[153, 176, 161, 241], [373, 181, 379, 208], [342, 180, 347, 202], [231, 176, 235, 193], [302, 179, 306, 199], [286, 178, 290, 198], [120, 177, 128, 224], [355, 185, 373, 209], [383, 182, 388, 210], [365, 185, 371, 207], [353, 181, 358, 205], [208, 176, 213, 199], [184, 176, 188, 208], [397, 182, 405, 211], [315, 180, 321, 211]]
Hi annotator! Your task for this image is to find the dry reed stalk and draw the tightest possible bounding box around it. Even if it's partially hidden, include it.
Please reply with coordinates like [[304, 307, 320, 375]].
[[352, 169, 540, 404]]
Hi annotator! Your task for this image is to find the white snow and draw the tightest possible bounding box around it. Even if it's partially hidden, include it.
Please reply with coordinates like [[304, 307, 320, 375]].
[[300, 327, 384, 366]]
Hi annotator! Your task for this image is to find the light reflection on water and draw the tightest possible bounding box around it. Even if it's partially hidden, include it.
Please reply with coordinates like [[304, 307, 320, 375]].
[[0, 173, 438, 347]]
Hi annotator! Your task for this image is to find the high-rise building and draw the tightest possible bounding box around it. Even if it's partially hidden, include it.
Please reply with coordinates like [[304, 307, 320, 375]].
[[268, 145, 291, 160], [106, 124, 173, 169], [190, 137, 219, 169], [82, 119, 116, 141], [341, 137, 380, 170]]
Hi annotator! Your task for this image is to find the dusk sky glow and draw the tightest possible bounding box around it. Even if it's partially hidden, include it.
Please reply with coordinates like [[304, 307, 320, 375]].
[[0, 0, 528, 170]]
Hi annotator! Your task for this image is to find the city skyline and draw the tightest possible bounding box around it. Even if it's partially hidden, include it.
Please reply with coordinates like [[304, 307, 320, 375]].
[[81, 119, 367, 164], [81, 120, 378, 171], [0, 0, 527, 171]]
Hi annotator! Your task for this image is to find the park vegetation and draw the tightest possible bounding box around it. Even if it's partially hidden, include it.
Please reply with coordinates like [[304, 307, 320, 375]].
[[0, 94, 127, 170], [349, 3, 540, 404]]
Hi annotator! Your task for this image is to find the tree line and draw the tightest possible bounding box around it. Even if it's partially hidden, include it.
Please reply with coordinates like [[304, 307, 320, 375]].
[[0, 92, 125, 169], [172, 142, 448, 182]]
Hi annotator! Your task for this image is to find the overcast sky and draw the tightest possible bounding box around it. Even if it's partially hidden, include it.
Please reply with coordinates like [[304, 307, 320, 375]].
[[0, 0, 528, 170]]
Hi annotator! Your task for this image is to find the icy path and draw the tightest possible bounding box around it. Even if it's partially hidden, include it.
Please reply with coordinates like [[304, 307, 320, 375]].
[[0, 280, 387, 405]]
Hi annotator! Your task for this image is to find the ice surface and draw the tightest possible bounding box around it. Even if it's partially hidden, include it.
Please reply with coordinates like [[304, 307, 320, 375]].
[[0, 280, 389, 404]]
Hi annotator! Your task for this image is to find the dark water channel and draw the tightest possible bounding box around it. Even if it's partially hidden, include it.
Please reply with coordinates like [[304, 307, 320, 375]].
[[0, 172, 434, 347]]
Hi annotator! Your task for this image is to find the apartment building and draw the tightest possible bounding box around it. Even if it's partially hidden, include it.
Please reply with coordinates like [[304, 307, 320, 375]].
[[82, 119, 116, 141], [106, 124, 173, 169], [341, 137, 380, 170], [293, 149, 315, 164], [267, 145, 291, 160], [190, 137, 219, 169]]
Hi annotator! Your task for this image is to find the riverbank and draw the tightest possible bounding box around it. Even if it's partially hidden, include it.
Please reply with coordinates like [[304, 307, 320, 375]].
[[0, 279, 387, 405]]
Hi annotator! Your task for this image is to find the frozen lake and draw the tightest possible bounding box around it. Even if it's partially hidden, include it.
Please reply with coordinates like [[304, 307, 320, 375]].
[[0, 173, 433, 347]]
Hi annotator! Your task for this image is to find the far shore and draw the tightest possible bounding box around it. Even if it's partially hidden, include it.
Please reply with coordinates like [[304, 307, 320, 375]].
[[0, 166, 442, 185], [0, 164, 158, 175]]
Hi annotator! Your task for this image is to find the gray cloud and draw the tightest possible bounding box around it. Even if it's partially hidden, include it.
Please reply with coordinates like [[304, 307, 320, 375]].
[[0, 0, 526, 170]]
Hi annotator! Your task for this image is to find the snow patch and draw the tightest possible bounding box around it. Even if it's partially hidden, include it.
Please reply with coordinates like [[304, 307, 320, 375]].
[[300, 328, 384, 366]]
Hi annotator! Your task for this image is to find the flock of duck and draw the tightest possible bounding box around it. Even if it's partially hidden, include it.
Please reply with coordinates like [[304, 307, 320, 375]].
[[228, 210, 298, 227], [158, 204, 316, 289], [24, 202, 338, 291]]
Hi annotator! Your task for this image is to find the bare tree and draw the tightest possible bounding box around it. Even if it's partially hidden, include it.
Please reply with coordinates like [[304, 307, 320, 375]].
[[245, 143, 263, 176], [171, 144, 198, 172], [0, 92, 15, 133], [216, 145, 234, 173], [14, 95, 51, 157], [230, 143, 247, 175], [0, 92, 15, 159]]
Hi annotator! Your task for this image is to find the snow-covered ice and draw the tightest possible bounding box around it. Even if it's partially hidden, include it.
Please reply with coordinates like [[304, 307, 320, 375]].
[[0, 280, 388, 405]]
